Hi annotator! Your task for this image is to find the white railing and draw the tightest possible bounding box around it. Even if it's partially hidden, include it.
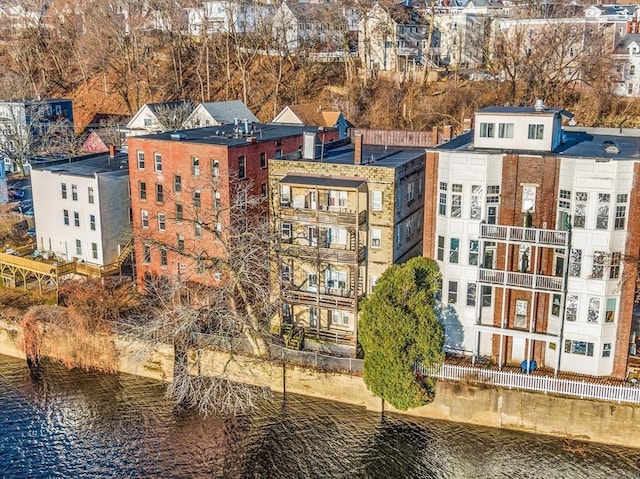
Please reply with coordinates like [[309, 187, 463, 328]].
[[478, 268, 563, 292], [480, 224, 568, 247], [418, 363, 640, 405]]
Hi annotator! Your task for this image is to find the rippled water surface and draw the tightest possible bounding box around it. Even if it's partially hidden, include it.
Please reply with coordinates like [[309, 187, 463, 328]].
[[1, 354, 640, 478]]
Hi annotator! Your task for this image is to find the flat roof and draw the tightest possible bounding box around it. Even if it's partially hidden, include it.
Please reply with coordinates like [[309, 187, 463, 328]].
[[31, 152, 129, 177], [280, 175, 365, 189], [131, 123, 330, 147], [277, 143, 425, 168], [477, 106, 573, 118]]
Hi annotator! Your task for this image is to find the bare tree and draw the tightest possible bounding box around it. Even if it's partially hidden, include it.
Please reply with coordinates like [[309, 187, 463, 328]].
[[153, 100, 195, 131]]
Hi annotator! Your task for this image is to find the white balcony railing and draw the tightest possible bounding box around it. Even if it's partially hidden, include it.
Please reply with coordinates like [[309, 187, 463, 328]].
[[480, 224, 568, 247], [478, 268, 563, 292]]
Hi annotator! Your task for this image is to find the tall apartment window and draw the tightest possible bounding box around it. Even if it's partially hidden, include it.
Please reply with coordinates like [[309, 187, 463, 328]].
[[605, 298, 616, 323], [154, 153, 162, 172], [498, 123, 514, 138], [566, 294, 578, 321], [280, 185, 291, 206], [143, 244, 151, 263], [466, 283, 476, 307], [514, 300, 528, 328], [481, 285, 492, 307], [568, 249, 582, 277], [158, 213, 166, 231], [588, 297, 600, 323], [192, 157, 200, 176], [156, 184, 164, 203], [449, 238, 459, 263], [438, 182, 447, 215], [407, 182, 414, 203], [596, 193, 610, 229], [238, 190, 247, 210], [63, 209, 69, 225], [238, 155, 246, 179], [603, 343, 612, 358], [592, 251, 606, 279], [573, 192, 587, 228], [564, 340, 594, 356], [329, 190, 347, 208], [470, 185, 482, 219], [448, 281, 458, 304], [281, 223, 292, 239], [139, 181, 147, 200], [137, 151, 145, 169], [88, 187, 95, 204], [141, 210, 149, 229], [177, 234, 184, 252], [260, 152, 267, 169], [479, 122, 495, 138], [451, 184, 462, 217], [91, 242, 98, 260], [61, 183, 67, 199], [371, 228, 381, 248], [396, 226, 402, 246], [75, 239, 82, 256], [73, 211, 80, 227], [212, 159, 220, 177], [160, 248, 168, 267], [175, 204, 183, 222], [615, 194, 627, 229], [71, 184, 78, 201], [193, 189, 201, 208], [522, 185, 536, 212], [261, 183, 267, 198], [174, 175, 182, 193], [372, 191, 383, 211], [469, 240, 479, 265], [195, 222, 202, 237], [437, 236, 445, 261], [551, 294, 561, 316], [610, 252, 621, 279], [214, 191, 221, 211], [89, 214, 96, 231], [527, 124, 544, 139]]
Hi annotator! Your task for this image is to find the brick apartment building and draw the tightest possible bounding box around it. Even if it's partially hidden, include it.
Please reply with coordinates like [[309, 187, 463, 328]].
[[425, 103, 640, 378], [127, 123, 338, 287]]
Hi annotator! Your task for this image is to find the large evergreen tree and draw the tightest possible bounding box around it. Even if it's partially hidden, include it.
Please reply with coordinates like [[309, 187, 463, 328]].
[[359, 257, 444, 410]]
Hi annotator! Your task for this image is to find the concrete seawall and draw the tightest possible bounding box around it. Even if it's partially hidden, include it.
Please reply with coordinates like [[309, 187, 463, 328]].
[[1, 320, 638, 449]]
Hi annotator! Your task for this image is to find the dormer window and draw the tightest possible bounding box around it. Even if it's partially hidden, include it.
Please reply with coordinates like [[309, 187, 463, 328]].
[[479, 122, 495, 138]]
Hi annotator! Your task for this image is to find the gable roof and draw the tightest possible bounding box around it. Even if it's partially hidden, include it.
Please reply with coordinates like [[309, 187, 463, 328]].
[[273, 103, 345, 128], [614, 33, 640, 53], [198, 100, 259, 124], [126, 101, 191, 130]]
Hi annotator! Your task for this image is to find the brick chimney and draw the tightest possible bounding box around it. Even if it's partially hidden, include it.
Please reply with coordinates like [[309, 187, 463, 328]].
[[463, 118, 472, 132], [108, 145, 116, 157], [443, 125, 452, 142], [354, 133, 363, 165]]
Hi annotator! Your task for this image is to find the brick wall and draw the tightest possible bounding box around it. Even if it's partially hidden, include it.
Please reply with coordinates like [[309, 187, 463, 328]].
[[422, 151, 439, 259]]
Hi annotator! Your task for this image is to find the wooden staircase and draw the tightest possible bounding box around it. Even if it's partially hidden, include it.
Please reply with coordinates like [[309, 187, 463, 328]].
[[282, 324, 305, 350]]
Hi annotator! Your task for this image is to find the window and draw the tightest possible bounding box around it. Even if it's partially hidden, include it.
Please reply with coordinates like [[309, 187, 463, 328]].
[[566, 295, 578, 321], [564, 340, 594, 356], [75, 239, 82, 256], [407, 182, 414, 203], [371, 228, 381, 248], [214, 191, 221, 211], [86, 186, 95, 204], [91, 242, 98, 260], [438, 182, 447, 215], [306, 272, 318, 292], [73, 211, 80, 227], [63, 209, 69, 225], [448, 281, 458, 304], [558, 189, 571, 210], [596, 193, 610, 229], [158, 213, 166, 231], [137, 151, 145, 169], [522, 185, 536, 213], [615, 195, 627, 229], [467, 239, 479, 265], [193, 189, 201, 208], [72, 184, 78, 201], [514, 300, 527, 328], [527, 124, 544, 139], [470, 185, 482, 219], [466, 283, 476, 307], [372, 191, 383, 211], [328, 190, 347, 208], [280, 185, 291, 206], [61, 183, 67, 199], [326, 270, 347, 291], [154, 153, 162, 172], [370, 276, 379, 293], [605, 298, 616, 323], [309, 307, 318, 327], [610, 252, 621, 279], [281, 223, 292, 239], [437, 236, 445, 261], [449, 238, 459, 263], [451, 184, 462, 217], [569, 249, 582, 277], [498, 123, 514, 138], [212, 159, 220, 177], [632, 65, 636, 76], [144, 118, 153, 127], [260, 152, 267, 169], [261, 183, 267, 198], [156, 184, 164, 203], [479, 122, 495, 138], [481, 285, 492, 307], [195, 222, 202, 237], [592, 251, 606, 279], [573, 192, 587, 227], [143, 244, 151, 263], [588, 297, 600, 323], [139, 181, 147, 200], [175, 204, 183, 222], [160, 248, 168, 267], [174, 175, 182, 193], [238, 189, 247, 210], [396, 226, 401, 246], [90, 214, 96, 231], [141, 210, 149, 229], [603, 343, 612, 358], [192, 157, 200, 176], [328, 227, 347, 245], [551, 294, 561, 316], [331, 310, 350, 326], [177, 234, 184, 252], [238, 155, 246, 179]]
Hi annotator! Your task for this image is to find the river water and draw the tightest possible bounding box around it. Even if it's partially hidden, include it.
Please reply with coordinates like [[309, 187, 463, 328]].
[[1, 354, 639, 479]]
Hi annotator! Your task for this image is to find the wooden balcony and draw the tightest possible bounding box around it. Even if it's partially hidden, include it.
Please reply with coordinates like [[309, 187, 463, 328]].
[[480, 224, 568, 247], [478, 267, 563, 293], [279, 205, 366, 226], [277, 243, 366, 264], [282, 287, 358, 310]]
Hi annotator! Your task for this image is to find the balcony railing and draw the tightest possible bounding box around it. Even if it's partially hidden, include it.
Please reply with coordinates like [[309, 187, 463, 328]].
[[480, 224, 568, 247], [278, 243, 366, 263], [282, 287, 357, 310], [279, 204, 366, 226], [478, 268, 563, 293]]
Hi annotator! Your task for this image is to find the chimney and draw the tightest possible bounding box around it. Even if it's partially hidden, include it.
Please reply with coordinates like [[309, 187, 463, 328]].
[[354, 133, 363, 165], [108, 145, 116, 158], [463, 118, 472, 132], [302, 131, 316, 160], [443, 125, 452, 142], [243, 119, 249, 134]]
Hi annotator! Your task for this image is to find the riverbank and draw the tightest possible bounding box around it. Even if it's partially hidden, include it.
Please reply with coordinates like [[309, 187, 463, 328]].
[[1, 319, 638, 449]]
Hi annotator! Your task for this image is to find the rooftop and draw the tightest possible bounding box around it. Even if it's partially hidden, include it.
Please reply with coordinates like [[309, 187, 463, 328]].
[[31, 151, 129, 177]]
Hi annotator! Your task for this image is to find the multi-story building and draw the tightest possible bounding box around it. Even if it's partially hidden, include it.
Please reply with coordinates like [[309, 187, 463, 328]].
[[30, 149, 131, 267], [424, 102, 640, 378], [128, 123, 338, 287], [269, 134, 425, 355]]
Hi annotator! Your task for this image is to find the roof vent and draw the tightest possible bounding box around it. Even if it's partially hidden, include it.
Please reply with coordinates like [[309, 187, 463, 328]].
[[534, 99, 545, 112], [604, 141, 620, 154], [170, 133, 186, 141]]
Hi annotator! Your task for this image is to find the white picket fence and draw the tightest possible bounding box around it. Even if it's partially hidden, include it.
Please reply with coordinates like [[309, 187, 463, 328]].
[[417, 363, 640, 404]]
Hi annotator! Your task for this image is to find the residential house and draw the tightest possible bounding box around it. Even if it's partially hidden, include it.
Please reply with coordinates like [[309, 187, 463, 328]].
[[30, 149, 131, 267], [272, 103, 351, 139], [612, 32, 640, 96], [184, 100, 259, 129], [269, 134, 425, 356], [185, 0, 275, 36], [125, 101, 194, 138], [127, 123, 339, 288], [425, 101, 640, 379]]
